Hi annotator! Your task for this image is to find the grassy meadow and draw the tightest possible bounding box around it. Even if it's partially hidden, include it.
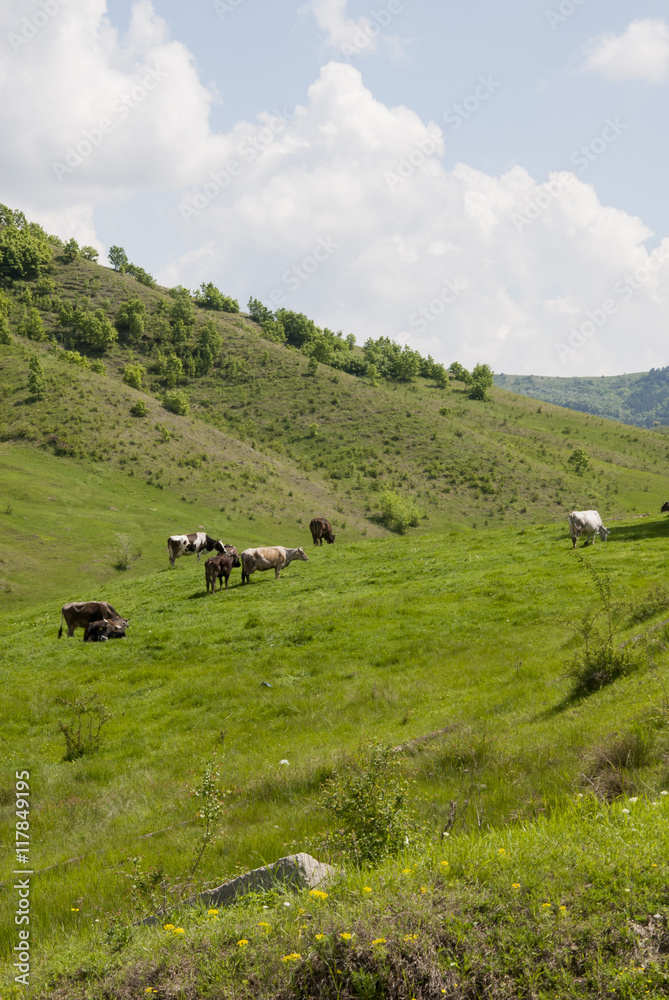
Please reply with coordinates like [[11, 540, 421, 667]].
[[1, 446, 669, 995]]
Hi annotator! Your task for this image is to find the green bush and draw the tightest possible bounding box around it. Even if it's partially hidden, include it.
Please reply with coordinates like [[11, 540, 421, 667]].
[[72, 309, 117, 351], [57, 349, 89, 369], [62, 238, 79, 263], [567, 448, 590, 475], [27, 354, 46, 398], [130, 400, 148, 417], [122, 363, 146, 390], [378, 490, 420, 534], [163, 390, 190, 415], [0, 315, 11, 344], [115, 299, 145, 341], [319, 740, 414, 865], [90, 359, 106, 375]]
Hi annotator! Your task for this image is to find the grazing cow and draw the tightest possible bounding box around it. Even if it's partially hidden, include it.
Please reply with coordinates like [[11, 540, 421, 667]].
[[240, 546, 308, 584], [84, 619, 128, 642], [205, 550, 241, 593], [567, 510, 610, 549], [167, 532, 225, 568], [309, 517, 336, 546], [58, 601, 129, 638], [661, 502, 669, 513]]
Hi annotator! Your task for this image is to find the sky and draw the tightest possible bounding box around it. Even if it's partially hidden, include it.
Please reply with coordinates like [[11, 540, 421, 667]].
[[1, 0, 668, 376]]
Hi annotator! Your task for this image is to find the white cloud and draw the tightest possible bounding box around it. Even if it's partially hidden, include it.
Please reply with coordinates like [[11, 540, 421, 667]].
[[1, 3, 668, 376], [582, 18, 669, 83], [304, 0, 409, 58]]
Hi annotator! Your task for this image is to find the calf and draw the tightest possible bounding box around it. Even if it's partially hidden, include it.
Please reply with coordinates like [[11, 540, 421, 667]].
[[310, 517, 336, 546], [240, 546, 308, 584], [84, 619, 128, 642], [205, 550, 241, 592], [167, 532, 224, 568], [567, 510, 610, 549], [59, 601, 129, 638]]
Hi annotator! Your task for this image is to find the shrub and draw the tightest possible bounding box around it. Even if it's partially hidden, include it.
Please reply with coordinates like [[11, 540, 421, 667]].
[[378, 490, 420, 534], [247, 296, 274, 324], [27, 354, 46, 398], [319, 740, 414, 865], [18, 307, 46, 341], [467, 363, 494, 401], [71, 308, 117, 351], [115, 298, 145, 341], [90, 359, 106, 375], [126, 262, 156, 288], [0, 316, 11, 344], [80, 245, 99, 262], [130, 400, 148, 417], [122, 363, 146, 390], [57, 349, 89, 368], [163, 390, 190, 415], [567, 448, 590, 475], [62, 237, 79, 263], [57, 694, 111, 762]]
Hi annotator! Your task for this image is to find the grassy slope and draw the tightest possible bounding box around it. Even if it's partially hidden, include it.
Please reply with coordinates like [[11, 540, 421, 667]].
[[1, 486, 669, 995]]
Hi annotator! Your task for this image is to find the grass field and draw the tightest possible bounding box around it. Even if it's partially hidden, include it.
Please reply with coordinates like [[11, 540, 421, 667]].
[[2, 445, 669, 995]]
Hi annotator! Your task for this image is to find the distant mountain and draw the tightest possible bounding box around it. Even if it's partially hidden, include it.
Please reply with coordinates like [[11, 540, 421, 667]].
[[494, 369, 669, 428]]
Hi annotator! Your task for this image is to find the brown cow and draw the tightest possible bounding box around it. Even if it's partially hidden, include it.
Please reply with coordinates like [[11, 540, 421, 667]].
[[205, 550, 241, 593], [83, 619, 128, 642], [309, 517, 336, 546], [58, 601, 129, 638], [661, 502, 669, 513]]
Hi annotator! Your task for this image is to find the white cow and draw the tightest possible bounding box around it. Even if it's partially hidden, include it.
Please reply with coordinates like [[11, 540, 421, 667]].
[[240, 546, 308, 584], [567, 510, 610, 549], [167, 532, 225, 568]]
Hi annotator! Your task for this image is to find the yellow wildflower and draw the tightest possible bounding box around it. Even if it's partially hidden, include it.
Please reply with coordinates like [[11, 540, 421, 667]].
[[315, 933, 326, 940], [340, 932, 353, 941], [309, 889, 328, 900], [237, 939, 248, 947], [511, 883, 521, 890], [372, 937, 386, 946], [281, 952, 302, 962], [440, 861, 449, 867], [498, 848, 506, 855], [70, 907, 79, 912], [257, 921, 270, 930], [163, 924, 174, 931], [173, 927, 185, 934], [402, 868, 412, 874], [403, 933, 418, 941], [420, 886, 429, 894], [362, 886, 373, 893], [207, 908, 219, 915]]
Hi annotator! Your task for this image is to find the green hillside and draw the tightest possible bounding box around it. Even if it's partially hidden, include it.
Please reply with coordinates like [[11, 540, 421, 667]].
[[495, 369, 669, 429], [2, 207, 669, 998]]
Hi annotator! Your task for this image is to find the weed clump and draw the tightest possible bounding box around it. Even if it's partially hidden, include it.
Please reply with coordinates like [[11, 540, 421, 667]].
[[57, 693, 111, 761], [319, 740, 414, 866]]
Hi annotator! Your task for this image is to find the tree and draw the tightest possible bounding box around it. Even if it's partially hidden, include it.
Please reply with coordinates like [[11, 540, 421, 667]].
[[467, 363, 494, 401], [80, 246, 99, 262], [115, 299, 145, 341], [366, 362, 380, 387], [72, 309, 117, 351], [27, 354, 46, 398], [194, 282, 238, 312], [62, 238, 79, 263], [0, 226, 52, 280], [18, 307, 46, 341], [247, 296, 274, 325], [307, 355, 318, 376], [448, 361, 471, 385], [108, 245, 128, 271], [126, 262, 156, 288]]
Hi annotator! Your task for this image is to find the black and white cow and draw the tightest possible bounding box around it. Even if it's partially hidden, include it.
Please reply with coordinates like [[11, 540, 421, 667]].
[[167, 532, 225, 568]]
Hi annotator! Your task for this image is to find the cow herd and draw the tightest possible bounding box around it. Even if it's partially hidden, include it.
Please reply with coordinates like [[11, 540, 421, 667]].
[[56, 517, 335, 640], [56, 506, 668, 641]]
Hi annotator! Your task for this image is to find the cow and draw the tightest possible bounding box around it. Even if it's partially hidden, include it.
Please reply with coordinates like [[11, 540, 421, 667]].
[[58, 601, 129, 638], [167, 532, 225, 568], [309, 517, 336, 546], [661, 502, 669, 513], [567, 510, 610, 549], [83, 619, 128, 642], [240, 546, 308, 584], [205, 550, 241, 593]]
